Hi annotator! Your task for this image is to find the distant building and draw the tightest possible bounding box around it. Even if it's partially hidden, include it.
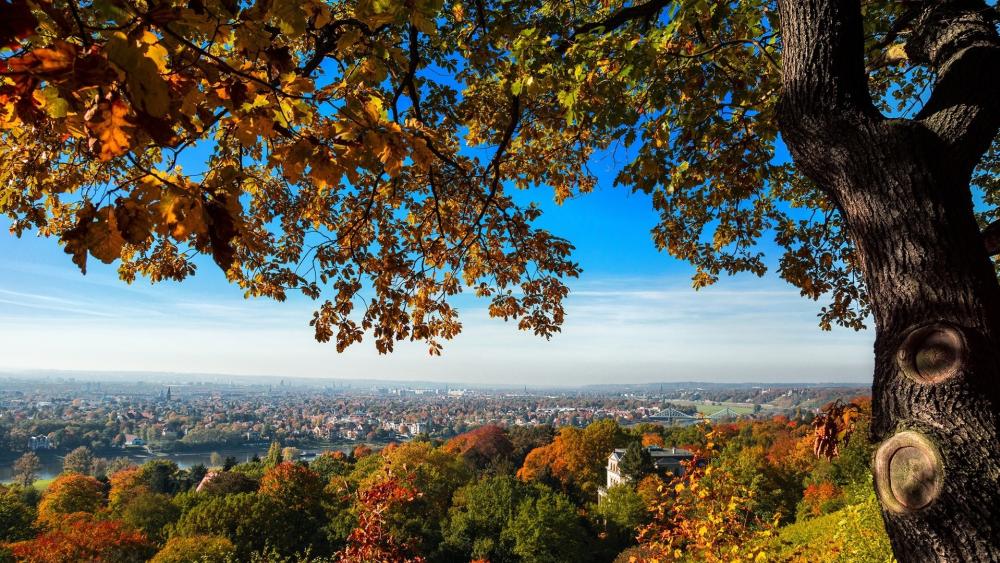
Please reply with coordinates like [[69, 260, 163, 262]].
[[123, 434, 146, 447], [28, 435, 52, 450], [600, 446, 696, 500]]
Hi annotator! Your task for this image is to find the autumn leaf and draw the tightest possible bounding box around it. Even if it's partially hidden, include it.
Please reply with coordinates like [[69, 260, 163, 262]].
[[114, 199, 154, 245], [7, 41, 76, 75], [105, 32, 170, 118], [61, 203, 98, 274], [85, 98, 133, 160], [86, 207, 126, 264], [158, 188, 207, 240], [204, 191, 239, 271]]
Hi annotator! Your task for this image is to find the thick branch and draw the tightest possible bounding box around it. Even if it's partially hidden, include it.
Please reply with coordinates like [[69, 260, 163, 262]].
[[558, 0, 671, 53], [776, 0, 880, 184], [911, 1, 1000, 175]]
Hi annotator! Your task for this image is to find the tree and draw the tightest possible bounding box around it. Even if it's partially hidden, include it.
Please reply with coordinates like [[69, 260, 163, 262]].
[[518, 419, 623, 498], [188, 463, 209, 486], [337, 471, 426, 563], [311, 451, 352, 482], [36, 474, 105, 526], [0, 485, 36, 542], [618, 441, 654, 483], [118, 492, 181, 544], [592, 484, 648, 551], [264, 442, 283, 469], [444, 425, 515, 471], [259, 462, 324, 514], [139, 460, 186, 494], [442, 475, 531, 562], [61, 446, 94, 475], [12, 452, 40, 488], [209, 452, 224, 468], [507, 488, 590, 563], [6, 513, 154, 563], [150, 535, 237, 563], [362, 442, 471, 557], [171, 492, 322, 559], [3, 1, 1000, 557]]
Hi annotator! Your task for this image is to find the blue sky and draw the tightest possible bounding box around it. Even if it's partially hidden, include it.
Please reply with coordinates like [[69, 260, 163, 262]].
[[0, 150, 875, 385]]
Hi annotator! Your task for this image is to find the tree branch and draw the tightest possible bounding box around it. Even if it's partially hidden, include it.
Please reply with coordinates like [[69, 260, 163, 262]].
[[776, 0, 880, 184], [558, 0, 671, 53], [910, 1, 1000, 175]]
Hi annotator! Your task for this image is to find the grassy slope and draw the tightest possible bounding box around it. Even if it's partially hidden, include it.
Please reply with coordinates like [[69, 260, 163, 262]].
[[766, 492, 895, 563]]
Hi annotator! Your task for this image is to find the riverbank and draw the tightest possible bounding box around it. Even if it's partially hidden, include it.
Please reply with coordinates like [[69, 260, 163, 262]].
[[0, 441, 389, 483]]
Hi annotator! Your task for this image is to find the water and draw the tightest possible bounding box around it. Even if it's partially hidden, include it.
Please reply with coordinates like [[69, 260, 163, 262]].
[[0, 446, 353, 482]]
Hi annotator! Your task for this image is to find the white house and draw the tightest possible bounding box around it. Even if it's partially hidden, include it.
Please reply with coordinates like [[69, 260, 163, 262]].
[[600, 446, 695, 500], [28, 435, 52, 450]]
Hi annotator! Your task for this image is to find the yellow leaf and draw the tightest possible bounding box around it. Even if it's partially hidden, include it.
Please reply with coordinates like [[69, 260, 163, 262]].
[[158, 189, 206, 240], [85, 99, 132, 161], [105, 32, 170, 118]]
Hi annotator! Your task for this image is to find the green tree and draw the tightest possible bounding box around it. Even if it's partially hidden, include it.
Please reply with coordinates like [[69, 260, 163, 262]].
[[172, 492, 325, 559], [151, 535, 237, 563], [618, 441, 654, 483], [62, 446, 94, 475], [442, 475, 532, 562], [310, 452, 352, 482], [264, 442, 283, 469], [12, 453, 39, 488], [0, 486, 35, 542], [119, 492, 181, 544], [138, 460, 186, 494], [592, 484, 647, 552], [198, 471, 259, 496], [188, 464, 209, 487], [209, 452, 224, 468], [508, 489, 590, 563]]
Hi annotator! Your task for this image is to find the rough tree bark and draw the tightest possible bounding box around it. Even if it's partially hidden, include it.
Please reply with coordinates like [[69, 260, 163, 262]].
[[777, 0, 1000, 560]]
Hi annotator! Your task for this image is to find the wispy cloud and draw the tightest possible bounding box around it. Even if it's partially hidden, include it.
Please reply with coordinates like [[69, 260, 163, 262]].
[[0, 268, 875, 385]]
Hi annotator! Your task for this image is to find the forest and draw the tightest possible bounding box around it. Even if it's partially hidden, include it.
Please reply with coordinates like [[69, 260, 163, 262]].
[[0, 399, 889, 562]]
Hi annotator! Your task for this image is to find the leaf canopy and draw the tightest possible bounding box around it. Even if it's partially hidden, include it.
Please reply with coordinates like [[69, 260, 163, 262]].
[[1, 0, 995, 351]]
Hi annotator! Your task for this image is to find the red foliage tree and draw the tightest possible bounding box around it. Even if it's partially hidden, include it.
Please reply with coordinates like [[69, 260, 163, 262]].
[[7, 514, 153, 563], [801, 482, 844, 517], [444, 425, 514, 469], [336, 470, 424, 563]]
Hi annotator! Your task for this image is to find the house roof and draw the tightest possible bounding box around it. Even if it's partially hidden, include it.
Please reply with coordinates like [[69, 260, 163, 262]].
[[609, 445, 694, 462]]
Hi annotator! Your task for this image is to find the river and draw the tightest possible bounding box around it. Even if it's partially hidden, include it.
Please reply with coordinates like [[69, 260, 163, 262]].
[[0, 445, 356, 483]]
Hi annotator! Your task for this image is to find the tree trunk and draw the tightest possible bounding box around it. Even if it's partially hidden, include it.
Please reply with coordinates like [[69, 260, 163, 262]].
[[777, 0, 1000, 560]]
